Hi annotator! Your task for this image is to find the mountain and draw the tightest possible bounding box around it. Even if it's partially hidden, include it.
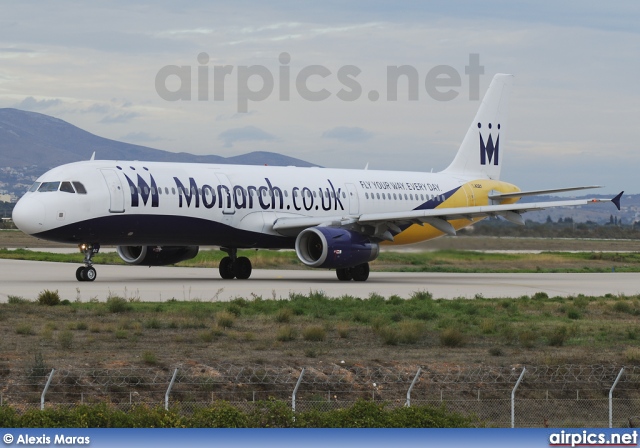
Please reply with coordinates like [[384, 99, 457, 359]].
[[0, 108, 317, 200]]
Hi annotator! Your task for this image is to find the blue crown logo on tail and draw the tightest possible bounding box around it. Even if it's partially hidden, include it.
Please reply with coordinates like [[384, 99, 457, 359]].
[[479, 122, 500, 165]]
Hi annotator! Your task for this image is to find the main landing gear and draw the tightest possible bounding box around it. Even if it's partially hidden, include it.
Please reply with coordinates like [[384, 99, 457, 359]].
[[76, 243, 100, 282], [219, 247, 253, 280], [336, 263, 370, 282]]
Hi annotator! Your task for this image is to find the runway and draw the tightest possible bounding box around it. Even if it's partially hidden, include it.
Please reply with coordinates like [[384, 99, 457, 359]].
[[1, 259, 638, 302]]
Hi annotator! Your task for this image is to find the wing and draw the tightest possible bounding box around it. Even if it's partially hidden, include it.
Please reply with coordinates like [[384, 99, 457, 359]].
[[272, 192, 623, 240]]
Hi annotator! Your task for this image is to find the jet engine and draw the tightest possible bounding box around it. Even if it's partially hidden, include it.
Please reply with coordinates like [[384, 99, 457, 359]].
[[295, 227, 379, 269], [116, 246, 199, 266]]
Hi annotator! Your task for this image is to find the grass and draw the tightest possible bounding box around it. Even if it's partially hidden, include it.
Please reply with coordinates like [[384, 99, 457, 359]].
[[3, 291, 640, 392], [2, 247, 640, 273]]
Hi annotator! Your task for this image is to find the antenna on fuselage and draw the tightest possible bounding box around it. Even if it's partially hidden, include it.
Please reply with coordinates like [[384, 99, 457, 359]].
[[90, 152, 96, 161], [364, 162, 369, 170]]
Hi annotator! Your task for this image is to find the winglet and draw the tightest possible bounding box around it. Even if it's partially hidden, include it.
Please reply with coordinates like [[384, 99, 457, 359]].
[[612, 191, 623, 211]]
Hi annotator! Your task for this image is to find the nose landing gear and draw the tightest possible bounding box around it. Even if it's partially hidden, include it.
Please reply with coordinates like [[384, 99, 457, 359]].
[[76, 243, 100, 282]]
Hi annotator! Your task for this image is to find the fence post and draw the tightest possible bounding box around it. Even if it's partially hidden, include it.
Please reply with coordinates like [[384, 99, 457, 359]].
[[165, 368, 178, 411], [292, 368, 305, 413], [511, 367, 526, 428], [41, 369, 55, 411], [609, 367, 625, 428], [405, 368, 422, 407]]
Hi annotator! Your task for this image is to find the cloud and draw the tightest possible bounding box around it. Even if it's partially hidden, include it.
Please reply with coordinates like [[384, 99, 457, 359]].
[[14, 96, 62, 111], [99, 112, 140, 124], [218, 126, 277, 148], [83, 103, 112, 114], [0, 47, 34, 53], [322, 126, 373, 142]]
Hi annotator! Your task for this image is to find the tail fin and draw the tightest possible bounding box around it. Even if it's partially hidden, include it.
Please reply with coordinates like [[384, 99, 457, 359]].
[[443, 73, 513, 180]]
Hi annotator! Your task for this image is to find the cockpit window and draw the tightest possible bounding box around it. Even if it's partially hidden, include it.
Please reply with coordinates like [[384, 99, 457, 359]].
[[29, 182, 41, 192], [60, 181, 75, 193], [72, 182, 87, 194], [38, 181, 61, 192]]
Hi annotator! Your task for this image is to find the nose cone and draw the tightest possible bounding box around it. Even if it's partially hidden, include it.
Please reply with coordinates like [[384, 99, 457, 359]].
[[12, 196, 45, 235]]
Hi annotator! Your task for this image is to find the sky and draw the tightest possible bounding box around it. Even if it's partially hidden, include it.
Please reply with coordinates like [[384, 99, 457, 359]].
[[0, 1, 638, 194]]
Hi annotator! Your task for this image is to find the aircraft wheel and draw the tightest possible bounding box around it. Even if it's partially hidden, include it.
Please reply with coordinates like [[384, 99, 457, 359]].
[[76, 267, 86, 282], [84, 267, 97, 282], [219, 257, 235, 279], [352, 263, 370, 282], [235, 257, 252, 280], [336, 267, 353, 281]]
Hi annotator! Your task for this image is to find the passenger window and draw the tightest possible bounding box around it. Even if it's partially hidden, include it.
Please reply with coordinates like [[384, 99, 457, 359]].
[[29, 182, 41, 192], [60, 181, 75, 193], [38, 182, 60, 192], [72, 182, 87, 194]]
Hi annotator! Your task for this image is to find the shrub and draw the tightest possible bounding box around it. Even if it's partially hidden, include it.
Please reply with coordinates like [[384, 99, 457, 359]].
[[7, 295, 29, 304], [16, 323, 34, 335], [566, 307, 581, 320], [106, 295, 131, 313], [216, 311, 235, 328], [275, 308, 294, 323], [613, 301, 632, 314], [624, 348, 640, 363], [144, 318, 162, 329], [410, 290, 433, 301], [519, 330, 538, 348], [439, 328, 465, 347], [302, 326, 326, 342], [488, 347, 504, 356], [58, 330, 74, 349], [142, 351, 158, 365], [226, 303, 242, 317], [547, 326, 569, 347], [480, 319, 497, 334], [336, 322, 350, 339], [397, 321, 425, 344], [37, 289, 60, 306], [377, 326, 399, 345], [532, 291, 549, 300], [276, 326, 297, 342]]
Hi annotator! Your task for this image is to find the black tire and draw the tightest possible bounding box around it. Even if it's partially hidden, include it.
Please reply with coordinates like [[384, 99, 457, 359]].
[[84, 267, 97, 282], [336, 267, 353, 281], [76, 267, 85, 282], [219, 257, 236, 279], [352, 263, 370, 282], [235, 256, 252, 280]]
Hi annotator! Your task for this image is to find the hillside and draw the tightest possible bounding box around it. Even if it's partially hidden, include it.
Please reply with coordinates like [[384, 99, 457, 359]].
[[0, 108, 317, 199]]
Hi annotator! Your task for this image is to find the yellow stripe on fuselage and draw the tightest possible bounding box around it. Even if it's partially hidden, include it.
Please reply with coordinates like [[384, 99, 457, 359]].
[[386, 179, 521, 246]]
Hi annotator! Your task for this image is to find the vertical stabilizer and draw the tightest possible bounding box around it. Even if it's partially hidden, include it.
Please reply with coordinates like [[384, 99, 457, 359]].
[[443, 73, 513, 180]]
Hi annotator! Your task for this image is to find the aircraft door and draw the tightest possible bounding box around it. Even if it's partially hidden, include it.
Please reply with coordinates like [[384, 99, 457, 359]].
[[215, 173, 236, 216], [345, 183, 359, 215], [100, 169, 125, 213]]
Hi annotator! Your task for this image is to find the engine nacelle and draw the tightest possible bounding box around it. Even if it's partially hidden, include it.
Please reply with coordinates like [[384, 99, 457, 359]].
[[116, 246, 199, 266], [295, 227, 379, 269]]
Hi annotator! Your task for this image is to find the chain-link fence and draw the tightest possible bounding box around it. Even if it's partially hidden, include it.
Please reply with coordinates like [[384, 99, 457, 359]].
[[3, 363, 640, 427]]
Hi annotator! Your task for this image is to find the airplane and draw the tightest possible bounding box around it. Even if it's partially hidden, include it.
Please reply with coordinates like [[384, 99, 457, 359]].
[[11, 74, 623, 282]]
